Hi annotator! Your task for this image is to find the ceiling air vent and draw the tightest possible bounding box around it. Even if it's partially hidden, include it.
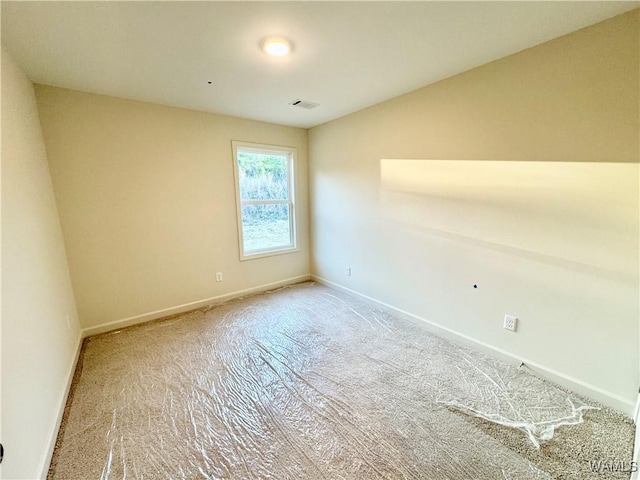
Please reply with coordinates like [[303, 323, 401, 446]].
[[290, 99, 319, 110]]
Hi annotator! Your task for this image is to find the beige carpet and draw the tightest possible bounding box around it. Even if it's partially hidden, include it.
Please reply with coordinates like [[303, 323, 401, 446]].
[[49, 282, 635, 479]]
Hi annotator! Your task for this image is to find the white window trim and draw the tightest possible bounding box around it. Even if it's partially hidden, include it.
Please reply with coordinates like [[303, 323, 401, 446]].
[[231, 141, 299, 261]]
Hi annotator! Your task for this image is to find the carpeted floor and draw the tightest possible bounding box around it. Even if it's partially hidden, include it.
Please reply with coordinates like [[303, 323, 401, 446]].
[[48, 282, 635, 479]]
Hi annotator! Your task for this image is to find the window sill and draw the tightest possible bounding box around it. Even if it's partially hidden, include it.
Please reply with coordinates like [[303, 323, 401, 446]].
[[240, 246, 299, 262]]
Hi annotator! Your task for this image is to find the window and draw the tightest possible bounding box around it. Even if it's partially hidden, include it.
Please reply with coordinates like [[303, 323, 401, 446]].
[[232, 141, 297, 260]]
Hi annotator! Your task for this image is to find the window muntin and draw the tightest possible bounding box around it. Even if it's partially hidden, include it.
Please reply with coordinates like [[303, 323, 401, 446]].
[[232, 142, 297, 260]]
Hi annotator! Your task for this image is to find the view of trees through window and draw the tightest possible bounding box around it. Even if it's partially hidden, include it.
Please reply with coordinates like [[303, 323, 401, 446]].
[[237, 151, 293, 253]]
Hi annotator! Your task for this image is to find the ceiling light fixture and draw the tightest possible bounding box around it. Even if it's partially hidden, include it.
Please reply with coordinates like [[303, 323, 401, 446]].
[[261, 37, 292, 57]]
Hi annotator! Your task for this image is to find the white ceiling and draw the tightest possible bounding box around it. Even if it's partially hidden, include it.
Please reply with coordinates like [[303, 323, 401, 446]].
[[2, 1, 638, 129]]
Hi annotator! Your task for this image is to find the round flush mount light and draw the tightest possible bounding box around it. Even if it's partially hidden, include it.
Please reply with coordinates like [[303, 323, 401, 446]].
[[261, 37, 292, 56]]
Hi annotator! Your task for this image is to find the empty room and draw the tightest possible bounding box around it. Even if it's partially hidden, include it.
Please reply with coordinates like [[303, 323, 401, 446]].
[[1, 1, 639, 479]]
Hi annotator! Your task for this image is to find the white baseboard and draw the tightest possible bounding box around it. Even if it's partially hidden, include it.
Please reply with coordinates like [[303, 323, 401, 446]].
[[38, 331, 83, 479], [82, 274, 312, 338], [311, 275, 636, 417]]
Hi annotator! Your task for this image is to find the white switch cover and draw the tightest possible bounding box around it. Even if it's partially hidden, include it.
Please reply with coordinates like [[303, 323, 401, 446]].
[[504, 315, 518, 332]]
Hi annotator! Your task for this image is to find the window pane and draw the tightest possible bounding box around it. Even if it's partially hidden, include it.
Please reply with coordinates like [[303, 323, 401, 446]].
[[241, 204, 291, 253], [237, 152, 288, 200]]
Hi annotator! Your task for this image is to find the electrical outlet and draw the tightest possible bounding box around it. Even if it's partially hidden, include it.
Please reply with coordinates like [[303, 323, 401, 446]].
[[503, 315, 517, 332], [216, 272, 223, 282], [346, 266, 352, 277]]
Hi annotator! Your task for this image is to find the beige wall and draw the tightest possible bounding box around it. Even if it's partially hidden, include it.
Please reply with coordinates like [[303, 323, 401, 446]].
[[309, 10, 639, 413], [1, 49, 81, 479], [35, 86, 309, 332]]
